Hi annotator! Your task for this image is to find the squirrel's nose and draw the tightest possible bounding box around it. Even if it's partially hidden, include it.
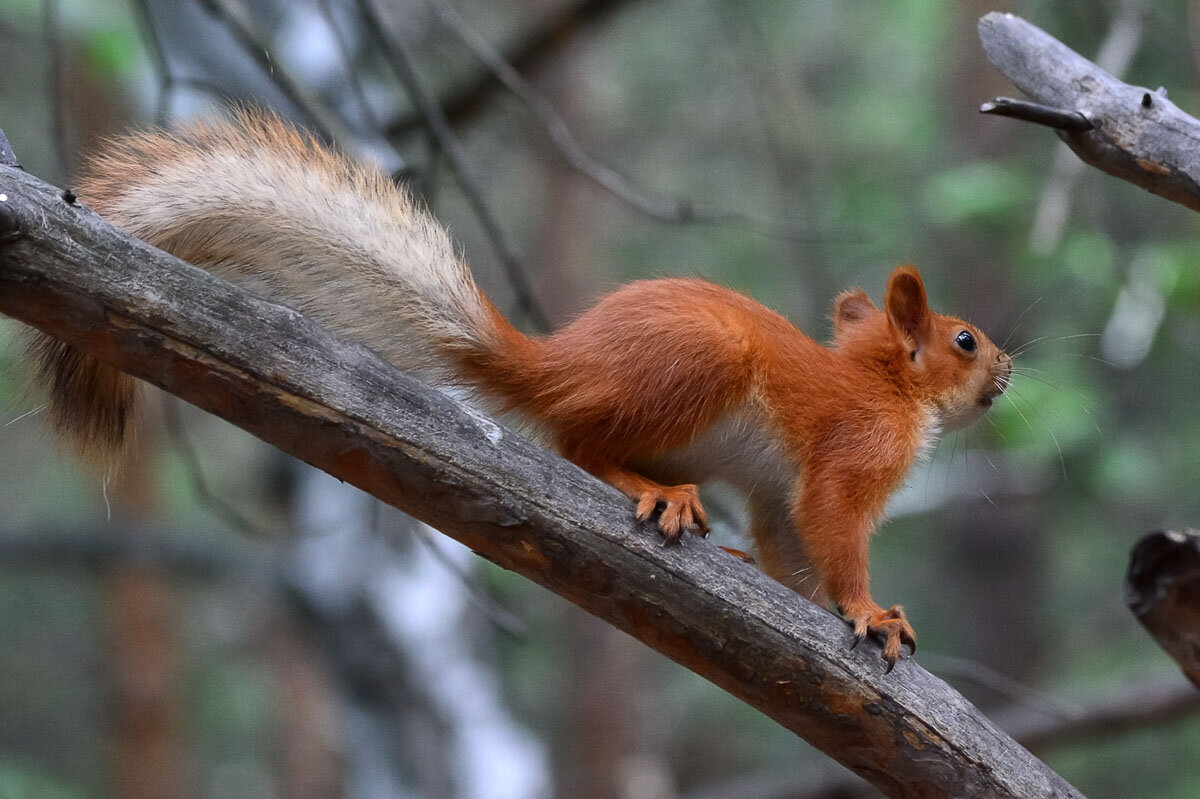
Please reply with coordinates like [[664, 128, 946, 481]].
[[989, 352, 1013, 397]]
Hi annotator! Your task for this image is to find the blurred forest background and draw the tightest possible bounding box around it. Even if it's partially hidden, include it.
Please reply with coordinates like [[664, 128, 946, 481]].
[[2, 0, 1200, 797]]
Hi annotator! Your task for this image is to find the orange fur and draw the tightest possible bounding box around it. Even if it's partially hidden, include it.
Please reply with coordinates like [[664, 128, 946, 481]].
[[467, 267, 1011, 668], [33, 112, 1012, 669]]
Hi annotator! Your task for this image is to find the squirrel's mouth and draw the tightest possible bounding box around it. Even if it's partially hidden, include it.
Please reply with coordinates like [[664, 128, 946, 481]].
[[979, 357, 1014, 407]]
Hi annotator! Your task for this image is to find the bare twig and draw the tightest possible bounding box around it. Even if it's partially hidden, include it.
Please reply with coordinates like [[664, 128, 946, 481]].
[[426, 0, 852, 245], [195, 0, 340, 144], [1003, 679, 1200, 750], [315, 0, 386, 135], [0, 128, 19, 168], [920, 650, 1081, 719], [979, 98, 1095, 132], [130, 0, 173, 125], [408, 521, 529, 638], [0, 526, 248, 579], [979, 11, 1200, 214], [42, 0, 69, 179], [162, 398, 272, 538], [708, 2, 825, 281], [385, 0, 642, 136], [357, 0, 550, 331]]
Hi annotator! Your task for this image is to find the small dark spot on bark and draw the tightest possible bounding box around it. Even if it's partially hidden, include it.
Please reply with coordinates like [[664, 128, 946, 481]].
[[0, 201, 20, 241], [1142, 93, 1153, 108], [61, 188, 77, 205]]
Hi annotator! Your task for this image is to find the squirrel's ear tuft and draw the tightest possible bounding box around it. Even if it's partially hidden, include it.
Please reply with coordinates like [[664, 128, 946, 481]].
[[832, 289, 876, 336], [884, 265, 931, 346]]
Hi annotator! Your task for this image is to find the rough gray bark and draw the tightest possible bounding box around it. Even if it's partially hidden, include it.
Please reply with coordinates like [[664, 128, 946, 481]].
[[0, 160, 1080, 798], [1126, 530, 1200, 689], [979, 11, 1200, 213], [684, 679, 1200, 799]]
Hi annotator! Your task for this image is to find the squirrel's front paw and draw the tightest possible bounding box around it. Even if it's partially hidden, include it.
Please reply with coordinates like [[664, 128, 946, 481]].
[[634, 484, 709, 544], [847, 605, 916, 673]]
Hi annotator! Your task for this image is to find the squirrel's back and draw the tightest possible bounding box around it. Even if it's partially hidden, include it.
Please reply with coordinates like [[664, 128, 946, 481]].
[[28, 110, 532, 461]]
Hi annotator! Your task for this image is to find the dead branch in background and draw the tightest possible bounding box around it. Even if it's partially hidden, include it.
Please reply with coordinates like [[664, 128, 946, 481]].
[[425, 0, 844, 244], [161, 398, 270, 538], [1002, 678, 1200, 751], [0, 526, 249, 579], [685, 681, 1200, 799], [384, 0, 642, 136], [357, 0, 551, 331], [42, 0, 69, 179], [978, 11, 1200, 214], [1126, 530, 1200, 688], [193, 0, 343, 143], [1024, 0, 1149, 254], [0, 147, 1080, 798], [130, 0, 174, 126]]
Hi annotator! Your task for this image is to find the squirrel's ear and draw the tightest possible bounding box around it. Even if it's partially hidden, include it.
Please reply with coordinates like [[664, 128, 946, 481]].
[[884, 265, 931, 348], [832, 289, 876, 336]]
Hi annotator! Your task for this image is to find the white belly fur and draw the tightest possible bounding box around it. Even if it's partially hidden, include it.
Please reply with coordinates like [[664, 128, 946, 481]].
[[634, 400, 794, 506]]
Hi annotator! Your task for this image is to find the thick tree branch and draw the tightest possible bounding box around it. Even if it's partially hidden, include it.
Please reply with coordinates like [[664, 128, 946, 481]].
[[979, 12, 1200, 213], [684, 679, 1200, 799], [1126, 530, 1200, 688], [0, 159, 1079, 797]]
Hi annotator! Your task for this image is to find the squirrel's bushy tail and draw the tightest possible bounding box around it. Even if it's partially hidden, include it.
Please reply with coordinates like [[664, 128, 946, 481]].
[[28, 109, 536, 463]]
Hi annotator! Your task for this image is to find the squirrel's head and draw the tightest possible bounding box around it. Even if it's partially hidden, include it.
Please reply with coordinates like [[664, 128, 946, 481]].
[[832, 265, 1012, 431]]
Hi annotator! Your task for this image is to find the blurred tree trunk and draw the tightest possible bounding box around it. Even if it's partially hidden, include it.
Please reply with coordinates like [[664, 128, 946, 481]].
[[936, 0, 1047, 686], [563, 617, 667, 799], [951, 0, 1019, 153], [101, 422, 188, 799], [526, 0, 602, 323], [270, 613, 345, 799], [948, 499, 1047, 682]]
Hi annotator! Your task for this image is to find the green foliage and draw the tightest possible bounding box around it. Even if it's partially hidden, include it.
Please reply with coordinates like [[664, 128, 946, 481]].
[[1058, 230, 1117, 288], [84, 27, 139, 80], [0, 765, 87, 799], [191, 657, 276, 757], [923, 162, 1032, 228]]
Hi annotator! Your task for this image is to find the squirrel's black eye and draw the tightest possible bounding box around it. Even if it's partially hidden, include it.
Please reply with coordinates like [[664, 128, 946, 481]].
[[955, 330, 977, 352]]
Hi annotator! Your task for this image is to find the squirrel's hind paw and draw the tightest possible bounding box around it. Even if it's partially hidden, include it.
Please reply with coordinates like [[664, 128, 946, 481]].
[[847, 605, 916, 673], [634, 484, 709, 544]]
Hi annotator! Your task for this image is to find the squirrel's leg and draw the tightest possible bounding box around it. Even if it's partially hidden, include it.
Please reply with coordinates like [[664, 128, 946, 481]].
[[583, 460, 708, 543], [749, 496, 828, 602], [796, 474, 915, 671]]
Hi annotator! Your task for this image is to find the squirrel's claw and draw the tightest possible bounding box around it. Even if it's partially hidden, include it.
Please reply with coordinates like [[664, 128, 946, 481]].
[[846, 605, 916, 673], [717, 545, 755, 563], [635, 484, 709, 544]]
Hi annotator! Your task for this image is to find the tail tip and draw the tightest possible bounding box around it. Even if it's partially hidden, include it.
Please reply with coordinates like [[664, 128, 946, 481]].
[[24, 331, 136, 466]]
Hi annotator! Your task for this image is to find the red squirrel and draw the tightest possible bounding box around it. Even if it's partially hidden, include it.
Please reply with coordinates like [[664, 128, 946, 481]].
[[27, 111, 1012, 669]]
